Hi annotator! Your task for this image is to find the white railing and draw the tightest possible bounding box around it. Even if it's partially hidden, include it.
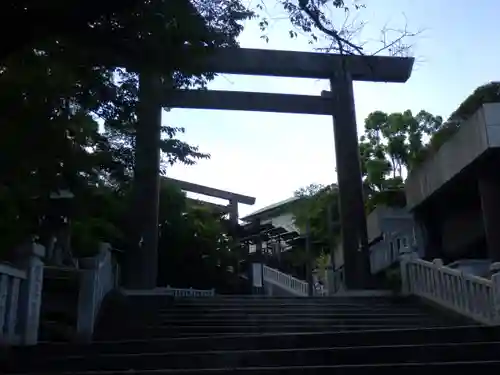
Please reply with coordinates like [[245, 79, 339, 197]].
[[0, 243, 45, 346], [370, 232, 412, 274], [120, 286, 216, 297], [401, 253, 500, 325], [76, 243, 116, 342], [163, 286, 216, 297], [263, 265, 309, 296]]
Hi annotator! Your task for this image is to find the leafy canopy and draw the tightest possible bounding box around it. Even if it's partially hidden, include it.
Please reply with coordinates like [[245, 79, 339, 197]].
[[0, 0, 253, 254]]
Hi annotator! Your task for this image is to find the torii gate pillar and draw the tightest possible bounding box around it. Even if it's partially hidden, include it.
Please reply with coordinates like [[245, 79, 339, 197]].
[[123, 71, 162, 289], [326, 74, 371, 290]]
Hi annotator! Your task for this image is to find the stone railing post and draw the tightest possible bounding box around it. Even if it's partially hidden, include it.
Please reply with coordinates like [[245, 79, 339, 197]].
[[490, 262, 500, 323], [399, 250, 417, 296], [251, 262, 263, 295], [432, 258, 444, 266], [76, 248, 106, 343], [17, 243, 45, 346], [77, 244, 117, 342]]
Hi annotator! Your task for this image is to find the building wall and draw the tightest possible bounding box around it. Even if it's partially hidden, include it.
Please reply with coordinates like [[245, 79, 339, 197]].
[[367, 206, 415, 241], [440, 205, 485, 257], [249, 212, 298, 254], [406, 103, 500, 209], [261, 212, 299, 234]]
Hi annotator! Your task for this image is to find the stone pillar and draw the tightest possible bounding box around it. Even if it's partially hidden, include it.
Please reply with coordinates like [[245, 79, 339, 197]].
[[399, 250, 418, 296], [479, 176, 500, 262], [326, 203, 336, 269], [251, 239, 264, 295], [228, 199, 239, 227], [17, 243, 45, 346], [305, 220, 314, 296], [417, 209, 442, 261], [410, 214, 426, 257], [124, 71, 162, 289], [329, 73, 370, 290]]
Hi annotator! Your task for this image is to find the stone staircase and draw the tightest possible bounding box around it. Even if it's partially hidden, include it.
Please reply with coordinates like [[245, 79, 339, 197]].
[[39, 267, 80, 341], [6, 294, 500, 374]]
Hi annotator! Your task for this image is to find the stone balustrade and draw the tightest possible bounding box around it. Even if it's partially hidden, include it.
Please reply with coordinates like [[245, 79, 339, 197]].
[[400, 253, 500, 325], [0, 243, 45, 345], [76, 243, 117, 342], [370, 231, 413, 274], [263, 265, 309, 296]]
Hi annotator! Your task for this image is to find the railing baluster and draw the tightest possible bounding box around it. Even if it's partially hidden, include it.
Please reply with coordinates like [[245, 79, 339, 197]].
[[5, 277, 20, 341]]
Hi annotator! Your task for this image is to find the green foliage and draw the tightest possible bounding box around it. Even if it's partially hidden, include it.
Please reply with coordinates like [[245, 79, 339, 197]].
[[157, 183, 238, 289], [358, 109, 443, 209], [0, 1, 255, 292], [295, 82, 500, 264], [71, 221, 102, 258], [360, 83, 500, 198], [291, 108, 442, 262], [0, 0, 253, 254], [0, 185, 34, 256], [416, 82, 500, 164], [360, 109, 442, 188], [315, 251, 331, 282], [292, 183, 340, 257]]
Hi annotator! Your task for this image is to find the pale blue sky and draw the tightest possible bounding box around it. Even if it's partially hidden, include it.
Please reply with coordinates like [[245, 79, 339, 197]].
[[167, 0, 499, 218]]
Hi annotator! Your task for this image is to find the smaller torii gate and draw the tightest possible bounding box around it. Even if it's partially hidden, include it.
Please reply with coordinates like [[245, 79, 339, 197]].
[[125, 47, 414, 290], [164, 177, 256, 225]]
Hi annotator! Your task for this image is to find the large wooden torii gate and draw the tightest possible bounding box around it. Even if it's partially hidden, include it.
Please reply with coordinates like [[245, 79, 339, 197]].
[[126, 47, 414, 290]]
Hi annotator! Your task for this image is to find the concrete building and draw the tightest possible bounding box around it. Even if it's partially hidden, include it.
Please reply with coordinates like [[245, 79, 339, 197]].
[[405, 102, 500, 263], [240, 197, 301, 255]]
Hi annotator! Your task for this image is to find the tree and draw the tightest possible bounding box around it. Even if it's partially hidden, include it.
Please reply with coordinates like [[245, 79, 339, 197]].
[[156, 182, 240, 291], [292, 183, 341, 255], [2, 1, 418, 64], [1, 0, 137, 60], [359, 109, 443, 203], [420, 81, 500, 162], [257, 0, 418, 57], [290, 108, 443, 265], [0, 0, 253, 256]]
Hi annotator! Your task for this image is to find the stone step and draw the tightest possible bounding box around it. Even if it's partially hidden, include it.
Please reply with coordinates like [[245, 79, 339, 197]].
[[152, 308, 428, 317], [98, 323, 468, 339], [159, 300, 406, 306], [156, 313, 432, 321], [7, 360, 500, 374], [170, 303, 417, 308], [131, 296, 411, 307], [150, 317, 448, 326], [136, 295, 397, 301], [7, 342, 500, 373], [18, 326, 496, 358], [156, 305, 428, 313], [10, 293, 489, 375]]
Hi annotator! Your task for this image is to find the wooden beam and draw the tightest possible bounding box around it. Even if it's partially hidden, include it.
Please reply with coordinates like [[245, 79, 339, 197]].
[[195, 48, 414, 82], [165, 90, 331, 115], [164, 177, 255, 205], [101, 47, 413, 82], [186, 198, 230, 213]]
